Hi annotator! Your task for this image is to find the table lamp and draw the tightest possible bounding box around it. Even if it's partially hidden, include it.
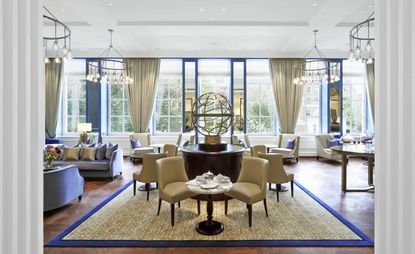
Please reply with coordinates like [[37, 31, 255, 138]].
[[77, 123, 92, 144]]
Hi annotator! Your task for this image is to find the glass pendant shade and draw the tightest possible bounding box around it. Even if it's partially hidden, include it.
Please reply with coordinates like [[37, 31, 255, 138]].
[[349, 12, 375, 63]]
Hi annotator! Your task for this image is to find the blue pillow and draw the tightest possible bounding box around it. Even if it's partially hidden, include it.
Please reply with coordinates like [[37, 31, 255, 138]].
[[327, 139, 340, 148], [285, 139, 296, 150], [182, 140, 189, 147], [95, 144, 107, 160], [239, 139, 247, 148], [105, 143, 118, 160], [130, 139, 141, 149]]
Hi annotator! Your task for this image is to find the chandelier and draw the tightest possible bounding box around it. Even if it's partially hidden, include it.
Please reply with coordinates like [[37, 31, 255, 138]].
[[293, 30, 340, 86], [87, 29, 133, 85], [43, 6, 72, 63], [348, 12, 375, 64]]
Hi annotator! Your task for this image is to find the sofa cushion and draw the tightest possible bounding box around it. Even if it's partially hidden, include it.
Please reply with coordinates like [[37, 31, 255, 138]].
[[64, 147, 80, 160], [53, 160, 110, 171], [81, 148, 96, 161], [95, 144, 107, 160], [130, 139, 141, 149], [105, 143, 118, 160], [285, 139, 296, 149]]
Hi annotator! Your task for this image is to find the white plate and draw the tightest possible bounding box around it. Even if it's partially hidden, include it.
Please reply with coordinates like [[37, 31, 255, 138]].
[[200, 182, 219, 189]]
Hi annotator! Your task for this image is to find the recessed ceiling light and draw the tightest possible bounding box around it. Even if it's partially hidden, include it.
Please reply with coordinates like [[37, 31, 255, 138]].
[[108, 2, 113, 6], [200, 8, 205, 12], [61, 9, 65, 12], [221, 8, 227, 12], [210, 17, 216, 21], [361, 9, 366, 13], [369, 4, 374, 8], [312, 3, 317, 7]]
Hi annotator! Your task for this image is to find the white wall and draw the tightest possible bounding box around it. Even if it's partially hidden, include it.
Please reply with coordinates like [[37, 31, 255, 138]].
[[0, 0, 43, 253], [375, 0, 415, 253]]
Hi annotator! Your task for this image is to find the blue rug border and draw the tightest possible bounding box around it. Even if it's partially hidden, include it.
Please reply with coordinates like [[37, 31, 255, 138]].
[[46, 179, 374, 247]]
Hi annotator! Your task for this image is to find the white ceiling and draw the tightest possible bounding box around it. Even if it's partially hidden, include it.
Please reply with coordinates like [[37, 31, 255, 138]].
[[43, 0, 374, 58]]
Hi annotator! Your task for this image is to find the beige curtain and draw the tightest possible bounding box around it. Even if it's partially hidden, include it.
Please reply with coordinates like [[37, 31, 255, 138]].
[[269, 58, 305, 133], [366, 62, 375, 125], [45, 60, 63, 138], [124, 58, 160, 133]]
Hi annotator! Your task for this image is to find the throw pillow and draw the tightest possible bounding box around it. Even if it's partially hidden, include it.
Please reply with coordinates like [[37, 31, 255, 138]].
[[327, 139, 339, 148], [95, 144, 107, 160], [182, 140, 189, 147], [130, 139, 141, 149], [105, 144, 119, 160], [81, 147, 96, 161], [285, 139, 296, 150], [64, 147, 80, 160], [239, 139, 247, 148]]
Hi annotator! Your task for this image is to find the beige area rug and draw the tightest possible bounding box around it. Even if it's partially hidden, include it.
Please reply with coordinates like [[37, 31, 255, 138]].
[[46, 181, 373, 247]]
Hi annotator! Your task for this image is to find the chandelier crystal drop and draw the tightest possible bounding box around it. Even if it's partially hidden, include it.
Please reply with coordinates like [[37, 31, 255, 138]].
[[293, 30, 340, 86], [349, 12, 375, 64], [87, 29, 133, 85], [43, 6, 72, 63]]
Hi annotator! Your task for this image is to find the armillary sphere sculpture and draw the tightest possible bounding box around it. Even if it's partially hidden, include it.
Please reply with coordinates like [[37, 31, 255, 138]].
[[192, 92, 233, 146]]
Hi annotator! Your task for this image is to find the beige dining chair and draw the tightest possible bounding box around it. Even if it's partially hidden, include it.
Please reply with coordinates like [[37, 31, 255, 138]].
[[132, 153, 167, 200], [258, 153, 294, 202], [163, 144, 178, 157], [251, 145, 267, 157], [225, 157, 269, 227], [156, 157, 198, 226]]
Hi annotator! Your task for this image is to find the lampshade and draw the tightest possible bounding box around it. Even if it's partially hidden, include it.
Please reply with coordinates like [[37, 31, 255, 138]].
[[77, 123, 92, 132]]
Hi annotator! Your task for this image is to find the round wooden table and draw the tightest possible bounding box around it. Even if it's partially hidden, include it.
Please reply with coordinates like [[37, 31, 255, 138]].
[[187, 179, 233, 235], [331, 144, 375, 192], [181, 144, 244, 200]]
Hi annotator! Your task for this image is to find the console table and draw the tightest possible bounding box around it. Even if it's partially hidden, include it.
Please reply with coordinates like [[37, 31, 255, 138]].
[[331, 144, 375, 192]]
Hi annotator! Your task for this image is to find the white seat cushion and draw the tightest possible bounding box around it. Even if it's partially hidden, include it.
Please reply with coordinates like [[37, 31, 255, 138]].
[[132, 147, 155, 157], [270, 148, 293, 155]]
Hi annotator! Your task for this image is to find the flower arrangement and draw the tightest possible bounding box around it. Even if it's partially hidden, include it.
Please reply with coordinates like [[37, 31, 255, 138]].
[[44, 146, 64, 168]]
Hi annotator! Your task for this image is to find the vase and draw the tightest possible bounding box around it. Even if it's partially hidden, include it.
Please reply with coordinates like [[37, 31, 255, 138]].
[[46, 159, 53, 168]]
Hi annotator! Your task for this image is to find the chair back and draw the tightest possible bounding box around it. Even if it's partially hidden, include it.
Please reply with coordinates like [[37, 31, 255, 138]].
[[251, 145, 266, 157], [237, 157, 269, 196], [258, 153, 288, 184], [315, 134, 334, 149], [156, 157, 189, 191], [139, 153, 167, 183], [278, 134, 300, 157], [163, 144, 178, 157], [129, 133, 151, 147]]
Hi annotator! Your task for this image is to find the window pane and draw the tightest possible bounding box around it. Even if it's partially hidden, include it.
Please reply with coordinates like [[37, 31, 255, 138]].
[[108, 81, 132, 133]]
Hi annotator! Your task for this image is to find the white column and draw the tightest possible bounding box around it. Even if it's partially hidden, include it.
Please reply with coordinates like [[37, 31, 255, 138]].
[[375, 0, 415, 254], [0, 0, 43, 254]]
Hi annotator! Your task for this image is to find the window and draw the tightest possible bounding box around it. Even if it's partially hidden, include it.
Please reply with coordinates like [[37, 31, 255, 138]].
[[246, 59, 276, 135], [153, 59, 183, 134], [108, 83, 133, 134], [342, 60, 367, 134], [62, 59, 86, 134], [296, 62, 321, 134]]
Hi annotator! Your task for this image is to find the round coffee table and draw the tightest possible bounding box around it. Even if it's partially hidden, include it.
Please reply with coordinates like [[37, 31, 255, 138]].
[[187, 179, 233, 235]]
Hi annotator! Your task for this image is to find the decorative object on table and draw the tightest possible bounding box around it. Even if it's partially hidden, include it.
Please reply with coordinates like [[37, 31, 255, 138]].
[[86, 29, 133, 85], [77, 123, 92, 144], [133, 153, 167, 200], [348, 12, 375, 64], [44, 145, 64, 168], [191, 92, 233, 151], [292, 30, 340, 86], [269, 134, 300, 162], [156, 157, 199, 226], [43, 6, 72, 63], [258, 153, 294, 202], [225, 157, 269, 227]]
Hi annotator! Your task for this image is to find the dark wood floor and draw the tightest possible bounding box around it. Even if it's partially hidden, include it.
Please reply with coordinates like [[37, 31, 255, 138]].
[[44, 157, 374, 254]]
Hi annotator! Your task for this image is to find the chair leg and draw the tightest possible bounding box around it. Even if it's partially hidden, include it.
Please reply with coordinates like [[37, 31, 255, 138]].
[[263, 199, 268, 217], [171, 203, 175, 226], [78, 195, 82, 201], [178, 201, 181, 208], [317, 156, 319, 161], [157, 198, 162, 215], [224, 199, 228, 215], [296, 157, 299, 163], [276, 189, 280, 202], [247, 204, 252, 227], [268, 182, 271, 190], [146, 183, 150, 201], [133, 180, 136, 196], [197, 200, 200, 214], [291, 180, 294, 197]]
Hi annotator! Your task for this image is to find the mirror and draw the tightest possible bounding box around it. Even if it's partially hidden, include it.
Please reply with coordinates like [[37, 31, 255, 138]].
[[330, 87, 341, 133], [233, 62, 245, 134]]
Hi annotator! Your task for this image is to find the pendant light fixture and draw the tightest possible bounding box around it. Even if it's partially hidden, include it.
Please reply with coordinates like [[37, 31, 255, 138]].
[[349, 12, 375, 64], [293, 30, 340, 86], [87, 29, 133, 85], [43, 6, 72, 63]]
